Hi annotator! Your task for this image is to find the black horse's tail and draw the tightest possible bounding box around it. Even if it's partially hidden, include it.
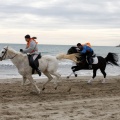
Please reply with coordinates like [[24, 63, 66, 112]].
[[105, 52, 119, 66]]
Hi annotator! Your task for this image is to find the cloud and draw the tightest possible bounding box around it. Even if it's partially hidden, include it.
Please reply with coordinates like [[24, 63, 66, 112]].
[[0, 0, 120, 29], [0, 0, 120, 46]]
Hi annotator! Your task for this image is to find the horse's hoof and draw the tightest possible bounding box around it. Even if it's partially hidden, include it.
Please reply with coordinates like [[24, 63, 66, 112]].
[[42, 87, 45, 91], [55, 87, 57, 90], [75, 74, 77, 77], [102, 81, 105, 84], [38, 90, 41, 94], [30, 91, 39, 95], [101, 79, 106, 84], [67, 76, 69, 79], [87, 82, 91, 84], [67, 88, 71, 92]]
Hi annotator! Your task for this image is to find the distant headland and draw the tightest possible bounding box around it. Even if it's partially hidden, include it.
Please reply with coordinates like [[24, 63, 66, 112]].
[[116, 44, 120, 47]]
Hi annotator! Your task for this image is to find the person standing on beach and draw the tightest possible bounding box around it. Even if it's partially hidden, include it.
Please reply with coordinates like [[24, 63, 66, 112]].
[[20, 34, 41, 76], [77, 43, 94, 69]]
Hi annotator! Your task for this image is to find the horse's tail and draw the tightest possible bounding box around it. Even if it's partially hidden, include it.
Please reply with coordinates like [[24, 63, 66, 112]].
[[105, 52, 119, 66], [56, 53, 79, 63]]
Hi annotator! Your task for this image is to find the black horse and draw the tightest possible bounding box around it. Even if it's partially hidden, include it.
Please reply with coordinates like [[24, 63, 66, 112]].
[[67, 46, 119, 83]]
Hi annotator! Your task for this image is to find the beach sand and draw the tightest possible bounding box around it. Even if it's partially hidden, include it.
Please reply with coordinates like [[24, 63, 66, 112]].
[[0, 76, 120, 120]]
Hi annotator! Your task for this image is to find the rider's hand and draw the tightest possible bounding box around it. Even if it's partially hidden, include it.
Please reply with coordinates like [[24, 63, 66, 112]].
[[76, 48, 80, 52], [20, 49, 23, 52]]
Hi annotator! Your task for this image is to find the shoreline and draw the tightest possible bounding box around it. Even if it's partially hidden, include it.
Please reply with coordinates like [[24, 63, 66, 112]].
[[0, 75, 120, 83]]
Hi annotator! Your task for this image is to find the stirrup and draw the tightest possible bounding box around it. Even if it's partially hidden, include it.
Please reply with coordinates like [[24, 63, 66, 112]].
[[92, 54, 96, 57], [89, 65, 92, 69], [37, 69, 41, 76]]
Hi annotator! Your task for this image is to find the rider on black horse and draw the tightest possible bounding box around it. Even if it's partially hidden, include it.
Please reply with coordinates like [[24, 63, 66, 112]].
[[77, 43, 94, 69]]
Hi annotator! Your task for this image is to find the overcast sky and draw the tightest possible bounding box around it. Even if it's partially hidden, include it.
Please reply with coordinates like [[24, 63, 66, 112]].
[[0, 0, 120, 46]]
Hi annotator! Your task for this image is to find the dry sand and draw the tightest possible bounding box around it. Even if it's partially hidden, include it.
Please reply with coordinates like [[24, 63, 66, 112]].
[[0, 76, 120, 120]]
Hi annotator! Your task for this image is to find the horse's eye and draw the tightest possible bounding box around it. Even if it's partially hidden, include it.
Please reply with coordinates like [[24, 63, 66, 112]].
[[2, 51, 4, 53]]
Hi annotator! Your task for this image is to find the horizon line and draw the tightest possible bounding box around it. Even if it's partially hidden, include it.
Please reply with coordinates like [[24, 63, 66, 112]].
[[0, 42, 118, 47]]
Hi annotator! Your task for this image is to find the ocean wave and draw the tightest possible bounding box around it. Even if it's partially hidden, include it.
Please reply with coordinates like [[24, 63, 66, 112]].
[[0, 44, 120, 79]]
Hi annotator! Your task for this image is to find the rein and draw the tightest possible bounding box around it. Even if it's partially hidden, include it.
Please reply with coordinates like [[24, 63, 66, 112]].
[[1, 47, 17, 60], [9, 54, 17, 59]]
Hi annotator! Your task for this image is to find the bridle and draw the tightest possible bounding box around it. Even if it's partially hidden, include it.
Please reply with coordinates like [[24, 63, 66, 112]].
[[0, 47, 17, 61]]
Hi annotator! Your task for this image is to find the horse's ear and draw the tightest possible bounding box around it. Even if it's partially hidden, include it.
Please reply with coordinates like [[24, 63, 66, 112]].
[[4, 46, 9, 49], [6, 46, 9, 49]]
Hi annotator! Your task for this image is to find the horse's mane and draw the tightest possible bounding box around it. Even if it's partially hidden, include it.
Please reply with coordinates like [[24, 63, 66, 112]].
[[69, 46, 77, 49], [67, 46, 78, 54], [7, 46, 25, 56]]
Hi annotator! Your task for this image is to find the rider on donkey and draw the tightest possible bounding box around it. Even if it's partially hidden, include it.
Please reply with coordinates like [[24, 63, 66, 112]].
[[77, 43, 94, 69], [20, 34, 41, 76]]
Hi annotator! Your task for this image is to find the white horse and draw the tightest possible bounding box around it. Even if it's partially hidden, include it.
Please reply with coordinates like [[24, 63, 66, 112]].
[[0, 46, 78, 94]]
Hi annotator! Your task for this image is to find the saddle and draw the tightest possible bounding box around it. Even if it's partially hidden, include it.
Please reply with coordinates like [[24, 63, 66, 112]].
[[92, 53, 96, 57], [79, 53, 96, 64], [28, 53, 42, 74]]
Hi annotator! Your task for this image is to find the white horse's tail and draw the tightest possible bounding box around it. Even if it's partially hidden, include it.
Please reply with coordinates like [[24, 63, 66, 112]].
[[56, 53, 80, 63]]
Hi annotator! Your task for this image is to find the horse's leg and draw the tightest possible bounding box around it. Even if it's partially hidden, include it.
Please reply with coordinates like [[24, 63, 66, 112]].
[[72, 66, 78, 77], [67, 66, 81, 92], [67, 72, 74, 79], [22, 76, 33, 86], [49, 72, 61, 90], [88, 69, 97, 84], [21, 76, 27, 85], [26, 75, 41, 94], [42, 71, 53, 91], [67, 66, 79, 78], [67, 72, 77, 78], [100, 69, 106, 83], [67, 66, 79, 92]]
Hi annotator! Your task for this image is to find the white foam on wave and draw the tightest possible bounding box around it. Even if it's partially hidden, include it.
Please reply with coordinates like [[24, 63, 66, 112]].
[[0, 45, 120, 80], [0, 59, 13, 66]]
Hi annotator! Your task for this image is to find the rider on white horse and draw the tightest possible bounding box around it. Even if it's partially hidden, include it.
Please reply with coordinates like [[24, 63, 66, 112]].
[[20, 34, 41, 76]]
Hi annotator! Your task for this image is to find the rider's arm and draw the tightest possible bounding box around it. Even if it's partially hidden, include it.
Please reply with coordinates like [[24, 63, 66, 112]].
[[23, 40, 36, 53], [81, 46, 87, 54]]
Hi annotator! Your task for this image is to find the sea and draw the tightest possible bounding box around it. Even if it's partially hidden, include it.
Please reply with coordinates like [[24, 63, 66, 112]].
[[0, 43, 120, 79]]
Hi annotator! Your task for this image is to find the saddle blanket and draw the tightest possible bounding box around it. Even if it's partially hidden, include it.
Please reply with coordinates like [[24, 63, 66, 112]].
[[92, 57, 98, 64]]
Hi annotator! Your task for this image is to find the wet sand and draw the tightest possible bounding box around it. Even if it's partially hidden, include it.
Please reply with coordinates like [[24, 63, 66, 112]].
[[0, 76, 120, 120]]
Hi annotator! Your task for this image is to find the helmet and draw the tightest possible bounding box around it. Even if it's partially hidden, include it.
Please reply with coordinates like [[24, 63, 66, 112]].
[[77, 43, 82, 46], [25, 34, 30, 39]]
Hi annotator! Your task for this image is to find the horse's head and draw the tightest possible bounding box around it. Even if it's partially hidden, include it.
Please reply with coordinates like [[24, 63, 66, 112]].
[[0, 46, 9, 61], [67, 46, 87, 64], [67, 46, 79, 54], [0, 46, 19, 61]]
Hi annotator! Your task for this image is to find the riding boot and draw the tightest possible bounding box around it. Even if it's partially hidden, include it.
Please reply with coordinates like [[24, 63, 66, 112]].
[[89, 65, 92, 69], [88, 58, 93, 69], [36, 68, 41, 76]]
